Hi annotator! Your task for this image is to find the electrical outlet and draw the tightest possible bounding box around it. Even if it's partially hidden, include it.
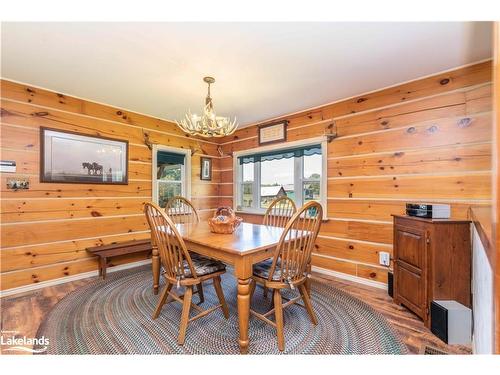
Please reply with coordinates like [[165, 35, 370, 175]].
[[379, 251, 390, 266]]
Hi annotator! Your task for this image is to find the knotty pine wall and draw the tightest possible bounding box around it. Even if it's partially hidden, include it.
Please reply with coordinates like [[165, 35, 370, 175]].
[[0, 60, 494, 291], [0, 79, 224, 291], [217, 61, 493, 285]]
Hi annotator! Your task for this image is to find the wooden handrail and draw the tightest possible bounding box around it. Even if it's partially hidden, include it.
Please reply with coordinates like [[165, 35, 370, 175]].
[[469, 205, 494, 269]]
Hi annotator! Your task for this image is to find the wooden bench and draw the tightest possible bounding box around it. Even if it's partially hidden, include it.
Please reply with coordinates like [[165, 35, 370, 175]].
[[86, 239, 152, 279]]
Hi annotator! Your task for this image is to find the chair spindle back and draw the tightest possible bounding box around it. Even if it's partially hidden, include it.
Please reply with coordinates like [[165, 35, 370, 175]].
[[144, 202, 197, 281], [268, 201, 323, 284], [263, 196, 297, 228], [165, 196, 200, 225]]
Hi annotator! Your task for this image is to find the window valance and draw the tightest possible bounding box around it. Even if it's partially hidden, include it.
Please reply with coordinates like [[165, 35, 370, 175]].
[[157, 151, 185, 165], [238, 144, 321, 165]]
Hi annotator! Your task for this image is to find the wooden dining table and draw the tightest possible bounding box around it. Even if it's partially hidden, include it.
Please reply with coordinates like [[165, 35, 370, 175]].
[[151, 221, 287, 354]]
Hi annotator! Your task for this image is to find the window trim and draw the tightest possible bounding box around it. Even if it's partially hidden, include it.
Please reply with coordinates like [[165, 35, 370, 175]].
[[233, 136, 327, 215], [152, 144, 191, 205]]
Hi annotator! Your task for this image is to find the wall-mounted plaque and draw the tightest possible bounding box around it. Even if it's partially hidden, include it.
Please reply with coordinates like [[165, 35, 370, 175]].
[[258, 120, 287, 146], [41, 127, 128, 184]]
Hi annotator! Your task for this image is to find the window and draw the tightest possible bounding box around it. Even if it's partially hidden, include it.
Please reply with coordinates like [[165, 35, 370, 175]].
[[235, 140, 326, 213], [153, 147, 191, 208]]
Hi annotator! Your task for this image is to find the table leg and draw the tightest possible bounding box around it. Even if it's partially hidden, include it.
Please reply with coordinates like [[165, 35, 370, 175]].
[[237, 278, 251, 354], [152, 245, 160, 295]]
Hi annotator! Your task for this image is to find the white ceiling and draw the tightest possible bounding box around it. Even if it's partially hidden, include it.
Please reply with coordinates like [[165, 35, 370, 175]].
[[1, 22, 493, 128]]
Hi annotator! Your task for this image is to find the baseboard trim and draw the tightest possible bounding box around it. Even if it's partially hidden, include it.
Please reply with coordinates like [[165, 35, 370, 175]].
[[0, 259, 152, 298], [312, 266, 388, 290]]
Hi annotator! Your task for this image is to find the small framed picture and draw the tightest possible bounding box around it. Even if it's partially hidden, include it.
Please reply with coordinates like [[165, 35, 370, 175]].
[[258, 120, 287, 146], [200, 157, 212, 181], [40, 127, 128, 184]]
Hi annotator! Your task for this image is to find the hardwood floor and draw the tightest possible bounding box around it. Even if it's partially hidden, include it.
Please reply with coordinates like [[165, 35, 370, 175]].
[[0, 270, 471, 355], [313, 272, 471, 354], [0, 278, 93, 354]]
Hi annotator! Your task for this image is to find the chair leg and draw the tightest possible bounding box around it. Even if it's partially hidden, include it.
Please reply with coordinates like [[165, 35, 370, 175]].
[[197, 283, 205, 304], [305, 263, 312, 295], [299, 284, 318, 325], [152, 282, 172, 319], [273, 289, 285, 352], [263, 286, 268, 298], [213, 276, 229, 319], [178, 286, 193, 345], [249, 279, 256, 301]]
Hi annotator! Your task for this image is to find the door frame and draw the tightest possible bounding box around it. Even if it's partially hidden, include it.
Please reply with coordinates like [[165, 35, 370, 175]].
[[493, 22, 500, 354]]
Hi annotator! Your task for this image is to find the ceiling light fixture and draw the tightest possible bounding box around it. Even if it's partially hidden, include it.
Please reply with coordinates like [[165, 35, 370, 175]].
[[176, 76, 238, 138]]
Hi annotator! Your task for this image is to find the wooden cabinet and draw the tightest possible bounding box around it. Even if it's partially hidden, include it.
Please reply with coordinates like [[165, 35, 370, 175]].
[[392, 215, 471, 328]]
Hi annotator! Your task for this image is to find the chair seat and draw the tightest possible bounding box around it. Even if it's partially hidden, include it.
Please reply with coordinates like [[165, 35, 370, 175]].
[[253, 258, 282, 281], [186, 253, 226, 277], [161, 252, 226, 278], [253, 258, 311, 282]]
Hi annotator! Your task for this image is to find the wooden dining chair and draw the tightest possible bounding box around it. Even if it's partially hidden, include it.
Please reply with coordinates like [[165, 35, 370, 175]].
[[263, 195, 297, 227], [249, 201, 323, 351], [165, 196, 200, 224], [164, 196, 205, 301], [144, 202, 229, 345], [262, 196, 297, 298]]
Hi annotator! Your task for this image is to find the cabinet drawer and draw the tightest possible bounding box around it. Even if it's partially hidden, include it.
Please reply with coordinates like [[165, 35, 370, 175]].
[[394, 225, 426, 269]]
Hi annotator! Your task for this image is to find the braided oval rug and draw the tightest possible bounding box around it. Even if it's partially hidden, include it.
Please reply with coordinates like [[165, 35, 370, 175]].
[[34, 265, 408, 354]]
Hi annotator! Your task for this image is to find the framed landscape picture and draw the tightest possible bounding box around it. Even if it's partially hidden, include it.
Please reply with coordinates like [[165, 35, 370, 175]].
[[200, 157, 212, 181], [40, 127, 128, 184]]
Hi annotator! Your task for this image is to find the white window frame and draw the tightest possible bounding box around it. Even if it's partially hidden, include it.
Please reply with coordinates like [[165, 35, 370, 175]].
[[152, 144, 191, 205], [233, 136, 327, 215]]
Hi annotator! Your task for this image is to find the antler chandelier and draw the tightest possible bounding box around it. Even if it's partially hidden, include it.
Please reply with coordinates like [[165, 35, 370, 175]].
[[176, 76, 238, 138]]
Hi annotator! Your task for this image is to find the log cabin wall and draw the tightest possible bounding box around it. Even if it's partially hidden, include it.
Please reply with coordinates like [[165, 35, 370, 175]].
[[0, 79, 223, 291], [217, 60, 494, 285], [0, 60, 494, 292]]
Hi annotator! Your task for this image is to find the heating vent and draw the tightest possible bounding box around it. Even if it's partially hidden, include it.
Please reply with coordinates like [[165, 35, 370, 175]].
[[420, 345, 448, 355]]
